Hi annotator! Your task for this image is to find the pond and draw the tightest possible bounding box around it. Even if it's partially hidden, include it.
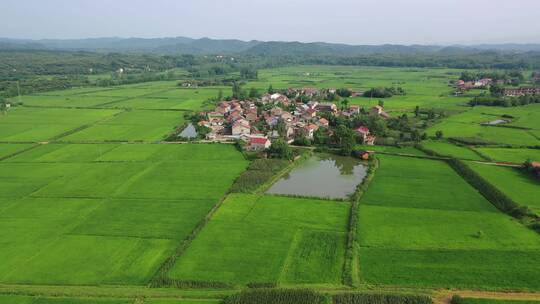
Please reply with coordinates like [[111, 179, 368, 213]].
[[179, 123, 198, 139], [266, 153, 368, 199]]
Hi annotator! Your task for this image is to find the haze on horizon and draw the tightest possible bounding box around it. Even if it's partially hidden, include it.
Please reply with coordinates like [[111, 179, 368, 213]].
[[1, 0, 540, 45]]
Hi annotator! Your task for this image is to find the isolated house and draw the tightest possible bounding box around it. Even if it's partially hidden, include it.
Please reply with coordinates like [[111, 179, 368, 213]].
[[370, 106, 390, 119]]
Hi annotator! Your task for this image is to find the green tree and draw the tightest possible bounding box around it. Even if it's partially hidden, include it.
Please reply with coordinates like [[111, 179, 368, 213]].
[[267, 85, 274, 94], [268, 138, 293, 159], [341, 98, 349, 110], [217, 89, 223, 101], [435, 130, 444, 139], [248, 87, 260, 98], [232, 82, 245, 99], [414, 105, 420, 117], [333, 125, 356, 156]]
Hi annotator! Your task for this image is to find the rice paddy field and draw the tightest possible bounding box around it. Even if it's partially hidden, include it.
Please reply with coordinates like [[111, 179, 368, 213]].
[[245, 65, 470, 111], [474, 147, 540, 163], [467, 162, 540, 215], [1, 66, 539, 303], [0, 143, 247, 285], [356, 155, 540, 290], [167, 194, 349, 286], [426, 104, 540, 146]]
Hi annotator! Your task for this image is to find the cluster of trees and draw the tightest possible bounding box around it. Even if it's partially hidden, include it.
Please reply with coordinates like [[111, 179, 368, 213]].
[[469, 94, 540, 107], [240, 67, 258, 79], [363, 87, 406, 98]]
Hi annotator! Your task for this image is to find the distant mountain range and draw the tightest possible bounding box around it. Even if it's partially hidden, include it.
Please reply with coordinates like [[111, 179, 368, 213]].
[[2, 36, 540, 55]]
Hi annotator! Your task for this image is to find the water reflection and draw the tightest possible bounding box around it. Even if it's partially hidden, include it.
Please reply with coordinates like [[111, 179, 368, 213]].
[[266, 153, 367, 199]]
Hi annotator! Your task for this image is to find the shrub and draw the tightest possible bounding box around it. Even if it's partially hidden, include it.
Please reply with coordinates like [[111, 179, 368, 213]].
[[333, 293, 433, 304], [230, 159, 290, 193], [223, 289, 327, 304], [450, 295, 463, 304]]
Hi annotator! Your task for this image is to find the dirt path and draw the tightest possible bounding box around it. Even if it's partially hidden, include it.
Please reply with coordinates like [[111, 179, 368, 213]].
[[434, 290, 540, 304]]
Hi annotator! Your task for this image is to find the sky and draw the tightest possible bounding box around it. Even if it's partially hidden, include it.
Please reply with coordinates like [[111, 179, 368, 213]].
[[1, 0, 540, 45]]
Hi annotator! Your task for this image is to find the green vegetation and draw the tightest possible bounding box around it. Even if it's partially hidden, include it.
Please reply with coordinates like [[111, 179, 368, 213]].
[[333, 293, 432, 304], [420, 140, 485, 160], [223, 289, 326, 304], [0, 143, 247, 285], [474, 147, 540, 163], [357, 155, 540, 290], [167, 194, 348, 286], [468, 163, 540, 215], [230, 159, 290, 193], [1, 63, 540, 301]]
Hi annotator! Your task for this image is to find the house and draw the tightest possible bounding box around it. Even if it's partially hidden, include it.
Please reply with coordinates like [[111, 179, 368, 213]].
[[246, 112, 258, 122], [354, 150, 371, 161], [341, 105, 360, 117], [232, 119, 250, 136], [265, 115, 279, 127], [227, 110, 243, 123], [316, 117, 329, 127], [503, 87, 540, 97], [302, 108, 317, 120], [279, 112, 294, 123], [303, 124, 319, 139], [207, 111, 224, 120], [245, 136, 271, 151], [355, 126, 376, 145], [270, 107, 283, 116], [198, 120, 210, 128], [370, 106, 390, 119], [316, 102, 338, 113]]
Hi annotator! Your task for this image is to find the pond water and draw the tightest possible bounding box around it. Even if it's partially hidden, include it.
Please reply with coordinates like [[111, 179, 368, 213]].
[[179, 123, 198, 139], [266, 153, 368, 199]]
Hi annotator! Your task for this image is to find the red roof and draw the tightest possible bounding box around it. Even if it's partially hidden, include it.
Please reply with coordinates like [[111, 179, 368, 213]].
[[250, 137, 269, 145], [356, 126, 370, 134]]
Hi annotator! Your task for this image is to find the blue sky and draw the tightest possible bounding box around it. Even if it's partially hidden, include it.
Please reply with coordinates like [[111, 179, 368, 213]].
[[1, 0, 539, 44]]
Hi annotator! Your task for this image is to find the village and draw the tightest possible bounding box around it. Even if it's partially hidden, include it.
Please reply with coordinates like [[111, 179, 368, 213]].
[[190, 88, 387, 152]]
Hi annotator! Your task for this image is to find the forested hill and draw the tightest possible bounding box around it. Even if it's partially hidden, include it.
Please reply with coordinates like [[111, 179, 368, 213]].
[[2, 36, 540, 55]]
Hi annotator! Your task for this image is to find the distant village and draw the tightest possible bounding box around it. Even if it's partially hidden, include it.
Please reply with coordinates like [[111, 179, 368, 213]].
[[456, 77, 540, 97], [188, 88, 388, 152]]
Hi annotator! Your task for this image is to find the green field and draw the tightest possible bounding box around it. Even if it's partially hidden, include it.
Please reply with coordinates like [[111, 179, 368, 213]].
[[474, 147, 540, 163], [168, 194, 349, 286], [468, 162, 540, 215], [420, 140, 485, 160], [245, 66, 468, 111], [1, 66, 539, 301], [357, 155, 540, 290], [427, 105, 540, 146], [0, 143, 247, 285], [0, 107, 121, 142]]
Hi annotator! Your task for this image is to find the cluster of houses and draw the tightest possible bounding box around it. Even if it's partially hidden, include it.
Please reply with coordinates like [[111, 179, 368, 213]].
[[502, 87, 540, 97], [196, 90, 387, 151], [456, 78, 494, 91]]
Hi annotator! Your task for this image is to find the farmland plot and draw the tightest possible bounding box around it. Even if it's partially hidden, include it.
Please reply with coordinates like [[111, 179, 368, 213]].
[[468, 162, 540, 215], [61, 110, 183, 142], [168, 194, 348, 286], [0, 107, 120, 142], [0, 144, 247, 285], [356, 155, 540, 290]]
